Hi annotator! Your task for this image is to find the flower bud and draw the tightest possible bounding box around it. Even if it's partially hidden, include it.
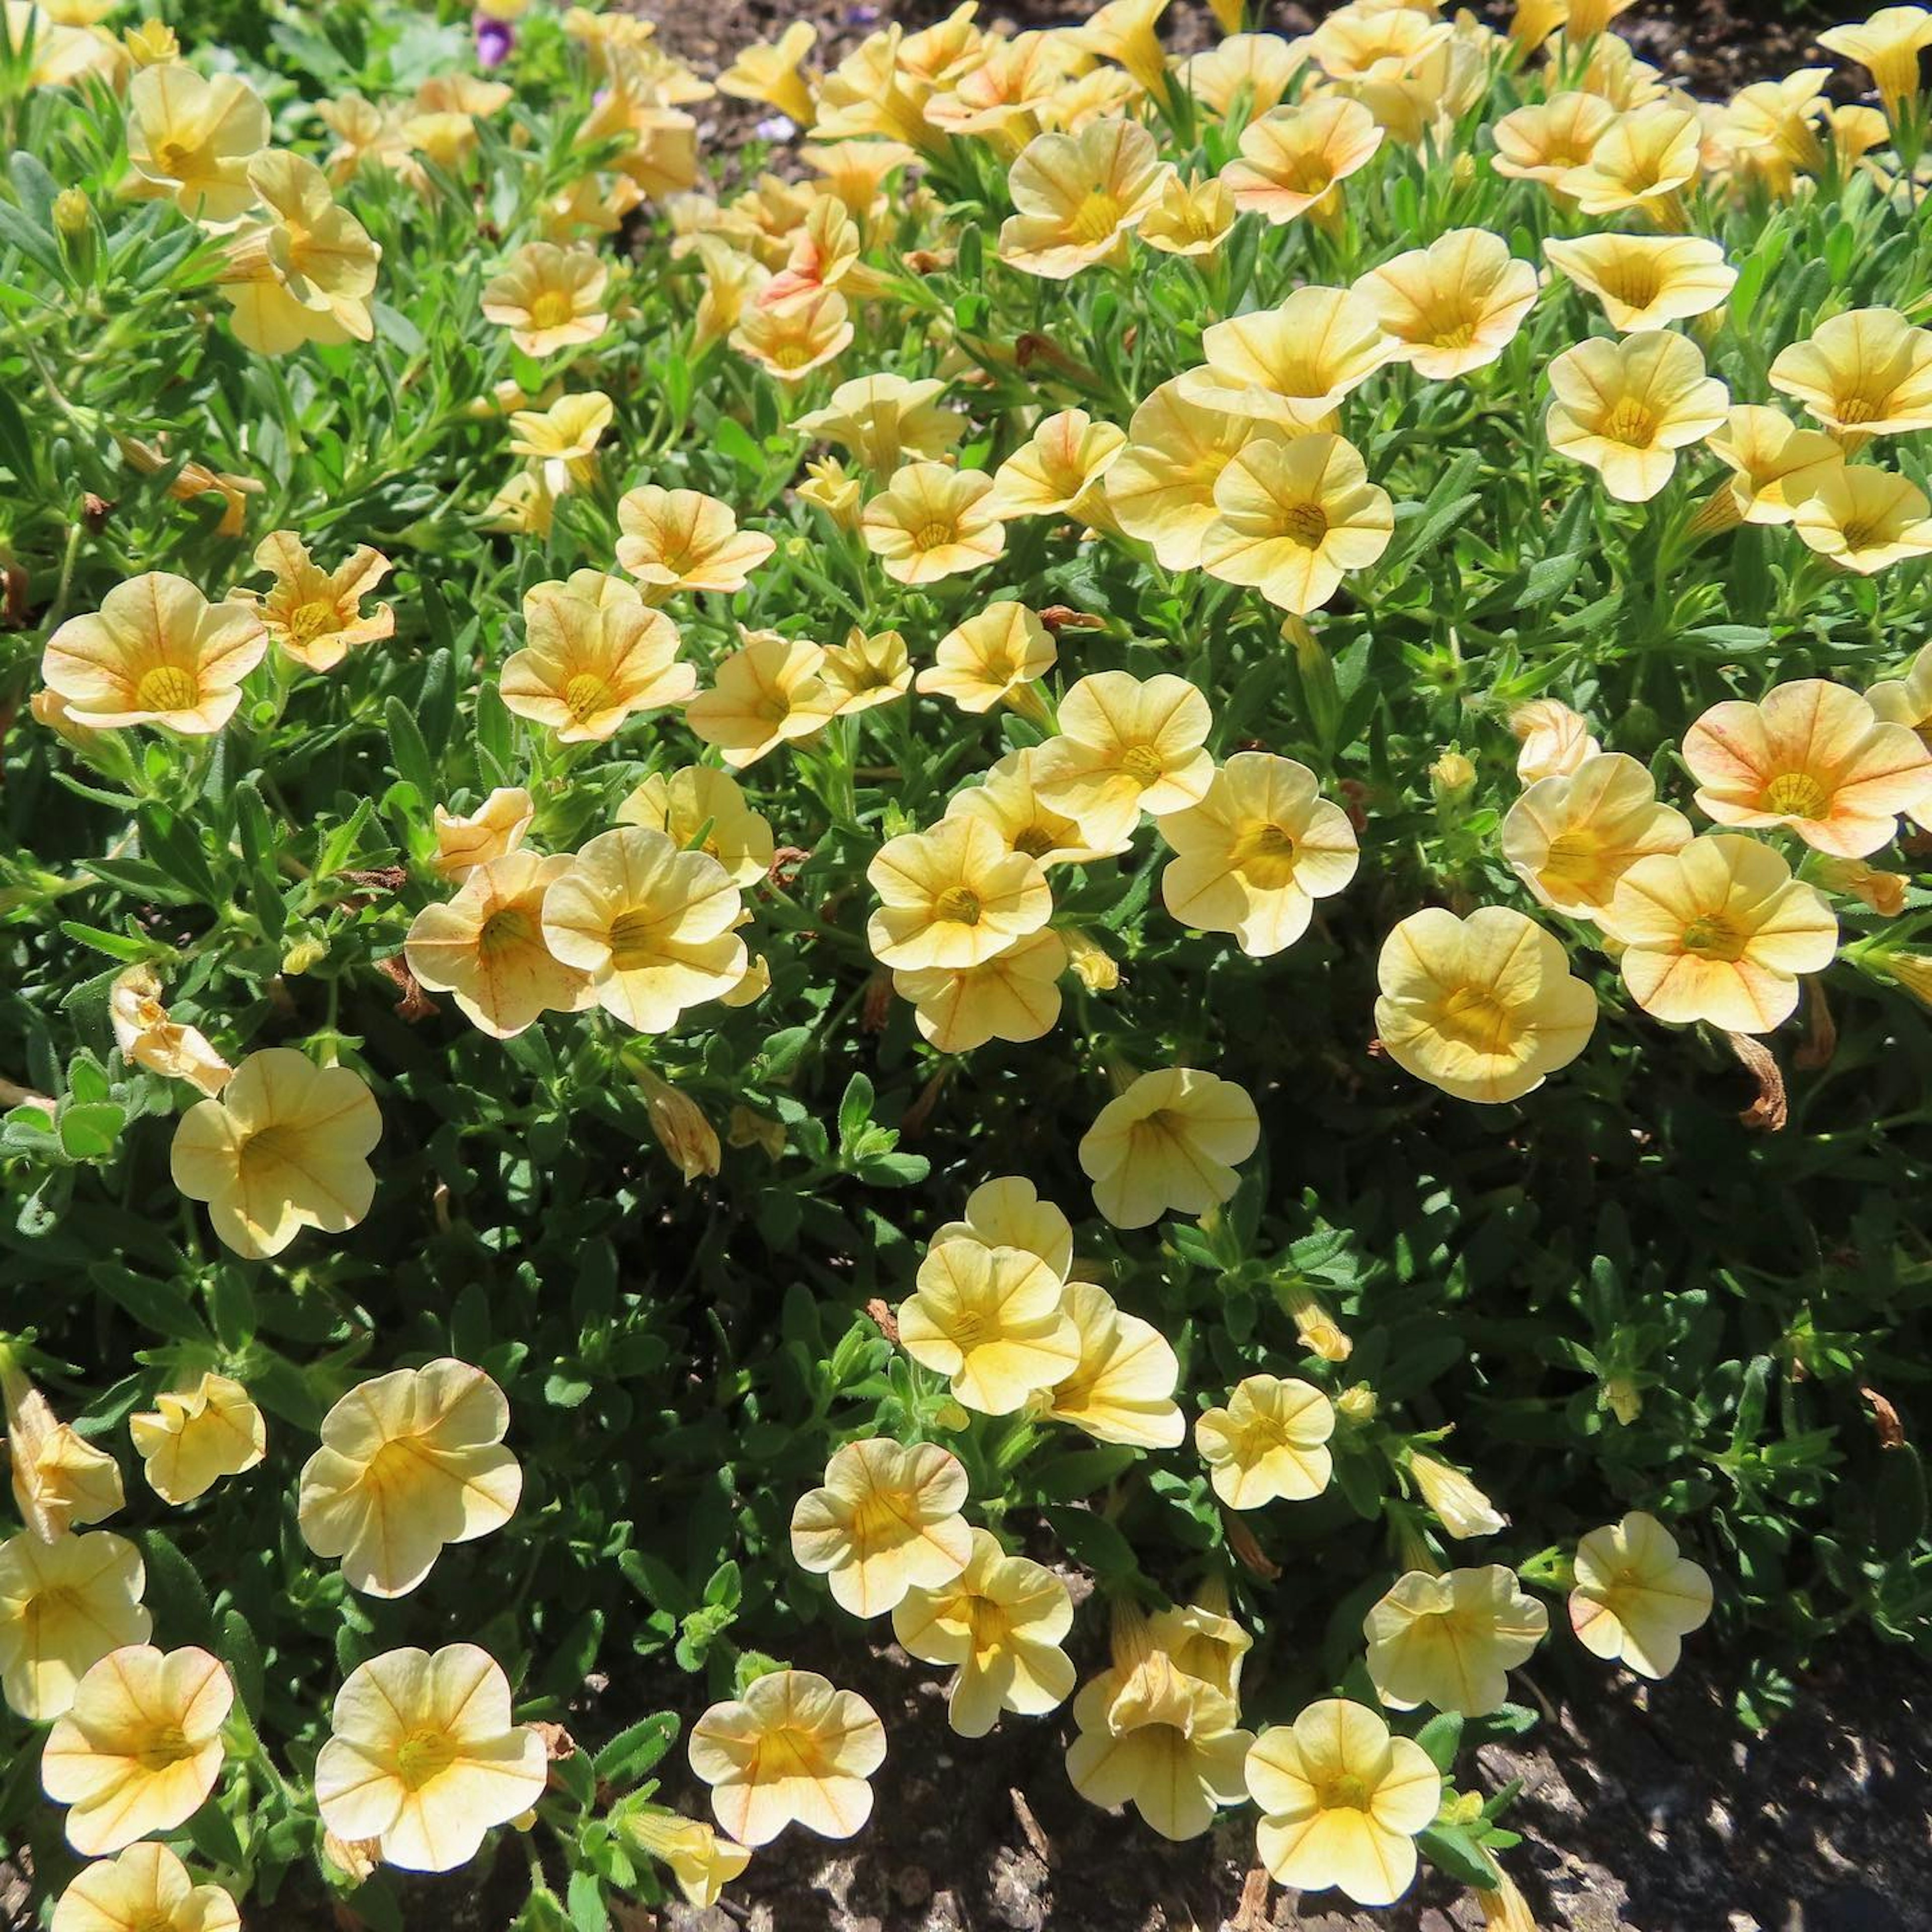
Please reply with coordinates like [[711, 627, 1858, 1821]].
[[123, 20, 180, 66], [635, 1067, 720, 1182], [1335, 1383, 1378, 1425], [1814, 857, 1908, 917], [727, 1105, 786, 1160], [1429, 749, 1477, 806], [1409, 1452, 1507, 1539], [1277, 1281, 1352, 1362], [1475, 1873, 1537, 1932], [279, 936, 328, 976], [1888, 952, 1932, 1006], [53, 187, 91, 236], [1063, 927, 1120, 992], [321, 1831, 381, 1884]]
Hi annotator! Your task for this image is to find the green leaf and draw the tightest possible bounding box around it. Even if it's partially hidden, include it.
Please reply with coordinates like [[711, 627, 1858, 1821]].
[[592, 1712, 680, 1786], [140, 1528, 215, 1647], [1416, 1710, 1464, 1773], [1418, 1822, 1499, 1890], [57, 1099, 124, 1162]]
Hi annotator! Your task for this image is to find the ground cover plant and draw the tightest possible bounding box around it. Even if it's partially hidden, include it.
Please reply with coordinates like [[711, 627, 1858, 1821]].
[[2, 0, 1932, 1924]]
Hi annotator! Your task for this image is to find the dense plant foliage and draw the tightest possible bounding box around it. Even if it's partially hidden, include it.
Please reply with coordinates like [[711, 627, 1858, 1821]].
[[3, 0, 1931, 1924]]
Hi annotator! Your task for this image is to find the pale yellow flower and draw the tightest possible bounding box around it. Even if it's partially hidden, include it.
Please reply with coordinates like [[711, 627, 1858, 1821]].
[[1769, 307, 1932, 438], [1544, 232, 1735, 332], [1511, 698, 1601, 784], [795, 374, 963, 473], [615, 486, 776, 599], [933, 1175, 1074, 1279], [1705, 406, 1843, 525], [1181, 285, 1395, 430], [861, 462, 1005, 585], [893, 929, 1071, 1054], [1501, 753, 1693, 918], [124, 63, 267, 221], [1138, 170, 1236, 258], [246, 530, 392, 673], [1219, 97, 1384, 227], [1105, 379, 1265, 570], [617, 767, 775, 886], [684, 631, 839, 768], [1569, 1510, 1713, 1677], [0, 1532, 149, 1723], [731, 287, 852, 382], [1364, 1566, 1548, 1716], [49, 1843, 239, 1932], [1819, 5, 1932, 115], [788, 1437, 973, 1618], [433, 788, 533, 882], [1195, 1376, 1336, 1510], [481, 242, 610, 357], [917, 602, 1057, 715], [1079, 1065, 1259, 1229], [1039, 1281, 1184, 1448], [1035, 670, 1216, 821], [507, 390, 615, 497], [719, 20, 818, 126], [128, 1374, 265, 1506], [1789, 462, 1932, 574], [4, 1373, 124, 1545], [822, 626, 912, 715], [1409, 1453, 1507, 1539], [1355, 229, 1539, 381], [219, 152, 380, 357], [985, 409, 1126, 523], [1545, 330, 1728, 502], [865, 817, 1053, 972], [1557, 103, 1702, 216], [109, 967, 229, 1096], [1490, 91, 1617, 188], [625, 1814, 753, 1910], [901, 1240, 1081, 1414], [1177, 32, 1306, 118]]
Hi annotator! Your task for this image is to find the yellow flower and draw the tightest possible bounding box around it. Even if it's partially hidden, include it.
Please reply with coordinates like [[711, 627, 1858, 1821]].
[[128, 1374, 265, 1506], [1683, 678, 1932, 858], [985, 409, 1126, 524], [788, 1437, 973, 1618], [433, 788, 533, 882], [49, 1843, 239, 1932], [481, 242, 611, 357], [507, 390, 615, 496], [1510, 698, 1601, 784], [0, 1532, 149, 1722], [1177, 32, 1306, 118], [245, 529, 393, 673], [1375, 907, 1598, 1104], [1199, 431, 1395, 615], [1819, 5, 1932, 115], [1079, 1065, 1260, 1229], [795, 373, 963, 474], [1868, 642, 1932, 751], [1155, 752, 1358, 956], [1544, 231, 1735, 332], [689, 1669, 887, 1846], [946, 745, 1139, 871], [1150, 1595, 1253, 1700], [731, 286, 852, 382], [1139, 170, 1236, 259], [1074, 0, 1174, 93], [219, 152, 381, 358], [405, 851, 592, 1038], [797, 455, 863, 528], [615, 485, 776, 599], [1705, 406, 1843, 525], [934, 1176, 1073, 1277], [1308, 2, 1454, 83], [1769, 307, 1932, 439], [1104, 379, 1264, 570], [1408, 1453, 1507, 1539], [617, 767, 775, 886], [861, 461, 1005, 585], [1501, 752, 1693, 918], [917, 601, 1057, 715], [1569, 1510, 1713, 1677], [1599, 833, 1838, 1032], [892, 928, 1070, 1054], [1066, 1649, 1253, 1842], [900, 1240, 1081, 1414], [170, 1049, 381, 1260], [1182, 285, 1395, 430], [42, 1646, 232, 1856], [1221, 95, 1385, 228], [821, 626, 912, 715], [313, 1644, 548, 1872], [1546, 330, 1729, 502], [1036, 670, 1216, 821], [685, 630, 839, 769], [540, 827, 747, 1032], [124, 63, 268, 221], [297, 1360, 520, 1599], [758, 195, 861, 314], [865, 817, 1053, 971], [718, 20, 818, 127], [1490, 91, 1618, 188], [501, 573, 694, 743], [1364, 1566, 1548, 1716], [1245, 1699, 1442, 1906], [624, 1813, 753, 1910], [1039, 1281, 1184, 1448], [997, 116, 1170, 278], [690, 234, 769, 354], [4, 1373, 124, 1544], [1789, 462, 1932, 574], [1557, 103, 1702, 216], [1355, 229, 1539, 381], [109, 967, 230, 1096], [1195, 1375, 1336, 1509], [892, 1527, 1075, 1738], [41, 573, 267, 736]]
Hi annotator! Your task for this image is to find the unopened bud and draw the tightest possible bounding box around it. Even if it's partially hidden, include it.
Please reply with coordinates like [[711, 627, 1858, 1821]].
[[1277, 1280, 1351, 1362], [1602, 1375, 1643, 1425], [635, 1067, 720, 1182], [1335, 1383, 1378, 1425], [1409, 1452, 1507, 1539], [53, 187, 91, 236], [123, 20, 180, 65], [279, 937, 328, 976], [1062, 927, 1120, 993], [1429, 749, 1477, 806]]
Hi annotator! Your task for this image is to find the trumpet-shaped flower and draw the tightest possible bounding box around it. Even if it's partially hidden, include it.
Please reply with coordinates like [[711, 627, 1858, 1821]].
[[615, 486, 775, 599], [1868, 643, 1932, 754], [128, 1374, 265, 1506], [997, 117, 1168, 278], [1568, 1510, 1713, 1678], [900, 1240, 1081, 1414], [170, 1049, 380, 1260], [731, 286, 852, 381], [1705, 406, 1843, 524], [1409, 1454, 1508, 1540], [1501, 753, 1693, 918], [433, 788, 533, 881], [1769, 308, 1932, 438], [684, 631, 839, 767], [501, 574, 694, 742], [42, 1646, 232, 1856], [1599, 833, 1837, 1032], [1079, 1065, 1259, 1229], [822, 626, 913, 715], [917, 602, 1057, 715], [1511, 699, 1602, 784], [1490, 91, 1617, 187], [125, 64, 268, 221], [0, 1532, 149, 1722], [1355, 230, 1539, 381], [794, 374, 964, 474], [1182, 285, 1395, 431], [1557, 103, 1702, 215], [297, 1360, 522, 1598], [1040, 1282, 1184, 1448], [49, 1843, 239, 1932], [861, 462, 1005, 585], [1139, 170, 1236, 258], [247, 530, 393, 672], [689, 1669, 887, 1847], [220, 153, 380, 357], [1818, 6, 1932, 114], [1788, 462, 1932, 573], [41, 573, 267, 736], [109, 967, 230, 1096], [1374, 907, 1598, 1104], [788, 1437, 973, 1618], [718, 20, 818, 126], [1178, 32, 1306, 118], [1220, 97, 1383, 225], [1364, 1566, 1549, 1716], [933, 1176, 1074, 1279], [1245, 1699, 1442, 1906], [1036, 671, 1215, 820], [893, 929, 1070, 1053], [985, 409, 1126, 522], [1546, 330, 1728, 502], [1544, 232, 1736, 332], [947, 745, 1140, 870], [481, 242, 610, 357], [313, 1644, 548, 1872], [617, 766, 775, 886], [4, 1374, 124, 1544], [507, 390, 614, 496], [865, 817, 1053, 971], [1195, 1376, 1336, 1509], [1105, 380, 1264, 570], [541, 827, 747, 1032]]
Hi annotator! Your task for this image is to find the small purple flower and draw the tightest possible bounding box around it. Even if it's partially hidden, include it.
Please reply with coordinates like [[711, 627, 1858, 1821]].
[[475, 15, 514, 68], [846, 4, 880, 22], [754, 113, 798, 142]]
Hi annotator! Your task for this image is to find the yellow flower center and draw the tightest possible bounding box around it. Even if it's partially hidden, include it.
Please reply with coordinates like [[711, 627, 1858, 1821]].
[[772, 341, 815, 369], [1605, 259, 1661, 308], [394, 1726, 460, 1791], [1762, 771, 1830, 819], [288, 599, 339, 644], [1542, 827, 1604, 886], [1679, 911, 1747, 961], [478, 906, 534, 953], [1432, 985, 1516, 1056], [1014, 816, 1072, 859], [236, 1121, 301, 1182], [1838, 518, 1879, 552], [1278, 500, 1330, 549], [963, 1591, 1008, 1653], [564, 673, 610, 723], [1429, 315, 1479, 351], [151, 137, 197, 177], [135, 664, 200, 712], [529, 288, 577, 329], [607, 908, 664, 972], [979, 654, 1017, 687], [1599, 397, 1657, 448], [949, 1307, 988, 1346], [1835, 390, 1881, 426], [1284, 155, 1334, 195], [1232, 821, 1300, 890], [1234, 1414, 1290, 1462], [912, 518, 958, 552], [753, 1723, 833, 1781], [1067, 189, 1125, 245], [935, 884, 983, 926], [22, 1584, 82, 1634], [1119, 744, 1166, 787], [135, 1723, 195, 1773], [1319, 1769, 1373, 1811]]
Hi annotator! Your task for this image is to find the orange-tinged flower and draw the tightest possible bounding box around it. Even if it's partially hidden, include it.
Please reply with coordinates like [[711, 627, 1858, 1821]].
[[759, 195, 861, 313], [893, 928, 1070, 1053], [1195, 1375, 1335, 1510], [125, 64, 267, 221], [1490, 91, 1618, 187], [245, 530, 393, 673], [788, 1438, 973, 1618], [822, 626, 912, 715], [1036, 670, 1216, 821], [1219, 96, 1384, 226], [501, 573, 694, 743], [1544, 232, 1734, 332], [0, 1532, 149, 1723], [917, 602, 1057, 715], [1039, 1281, 1184, 1448], [998, 117, 1170, 278], [1501, 753, 1693, 918], [861, 462, 1005, 585], [616, 485, 775, 600], [41, 573, 267, 736], [718, 21, 818, 128], [433, 788, 534, 882], [731, 286, 852, 381], [685, 630, 838, 767], [1139, 169, 1236, 258], [1308, 1, 1453, 82], [1079, 1065, 1259, 1229], [1683, 678, 1932, 857], [541, 827, 747, 1032], [3, 1372, 124, 1545], [690, 1669, 886, 1846], [1177, 32, 1307, 118], [900, 1240, 1081, 1413], [1557, 103, 1702, 216], [866, 817, 1053, 971], [297, 1360, 521, 1599], [1788, 462, 1932, 574], [1364, 1566, 1548, 1717], [1199, 431, 1394, 614], [109, 967, 230, 1096], [1355, 229, 1539, 381], [1156, 752, 1359, 956], [1769, 307, 1932, 438], [1073, 0, 1174, 93], [1246, 1699, 1441, 1905], [1705, 406, 1843, 525], [49, 1843, 239, 1932], [170, 1049, 381, 1260], [1546, 330, 1728, 503], [934, 1175, 1074, 1278], [219, 151, 380, 357], [313, 1644, 548, 1872], [42, 1646, 232, 1856], [1105, 379, 1265, 570], [1375, 906, 1598, 1104], [617, 766, 775, 886], [481, 242, 610, 357], [507, 390, 614, 496], [1599, 833, 1837, 1032], [1818, 5, 1932, 114], [128, 1373, 265, 1506], [985, 408, 1126, 523], [795, 373, 963, 473], [946, 744, 1140, 869], [1569, 1510, 1713, 1678], [1181, 285, 1395, 431], [1510, 698, 1601, 784]]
